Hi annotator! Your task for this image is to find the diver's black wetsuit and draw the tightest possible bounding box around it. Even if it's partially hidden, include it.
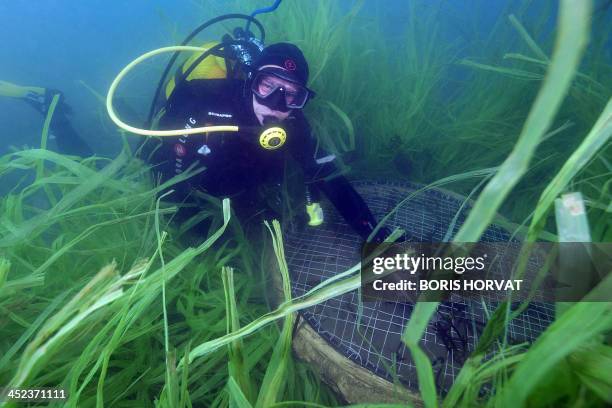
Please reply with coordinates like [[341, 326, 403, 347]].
[[24, 89, 93, 156], [147, 78, 380, 239]]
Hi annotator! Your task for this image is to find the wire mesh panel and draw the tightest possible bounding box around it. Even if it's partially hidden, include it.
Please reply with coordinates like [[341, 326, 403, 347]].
[[284, 181, 554, 394]]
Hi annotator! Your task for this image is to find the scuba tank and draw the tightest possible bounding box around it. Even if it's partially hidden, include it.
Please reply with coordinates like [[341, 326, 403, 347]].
[[146, 14, 267, 129]]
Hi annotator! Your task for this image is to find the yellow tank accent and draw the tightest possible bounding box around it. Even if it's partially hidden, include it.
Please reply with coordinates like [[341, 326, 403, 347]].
[[164, 41, 227, 99]]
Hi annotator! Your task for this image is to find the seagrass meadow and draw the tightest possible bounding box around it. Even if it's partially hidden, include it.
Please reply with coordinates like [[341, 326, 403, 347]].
[[0, 0, 611, 407]]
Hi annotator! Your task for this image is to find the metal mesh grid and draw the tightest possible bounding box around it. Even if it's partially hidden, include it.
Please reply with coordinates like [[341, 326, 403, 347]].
[[284, 181, 554, 394]]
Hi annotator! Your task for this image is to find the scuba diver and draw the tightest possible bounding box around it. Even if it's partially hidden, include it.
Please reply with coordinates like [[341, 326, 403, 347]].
[[0, 80, 93, 156], [144, 41, 389, 241], [3, 7, 392, 243]]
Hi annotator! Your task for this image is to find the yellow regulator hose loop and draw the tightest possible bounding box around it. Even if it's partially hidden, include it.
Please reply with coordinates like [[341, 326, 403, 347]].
[[106, 46, 240, 137]]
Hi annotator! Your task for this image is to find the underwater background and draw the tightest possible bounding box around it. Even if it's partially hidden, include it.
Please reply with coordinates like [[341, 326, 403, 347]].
[[0, 0, 611, 407], [1, 0, 610, 221]]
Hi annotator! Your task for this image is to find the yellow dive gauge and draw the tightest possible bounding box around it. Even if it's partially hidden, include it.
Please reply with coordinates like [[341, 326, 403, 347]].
[[259, 126, 287, 150]]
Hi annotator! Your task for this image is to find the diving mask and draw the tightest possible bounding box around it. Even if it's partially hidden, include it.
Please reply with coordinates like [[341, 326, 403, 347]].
[[251, 69, 314, 111]]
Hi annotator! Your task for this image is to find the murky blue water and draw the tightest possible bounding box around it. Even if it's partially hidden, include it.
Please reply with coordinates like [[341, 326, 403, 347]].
[[0, 0, 609, 157]]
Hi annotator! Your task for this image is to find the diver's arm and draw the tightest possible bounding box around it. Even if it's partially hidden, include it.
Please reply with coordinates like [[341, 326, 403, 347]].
[[0, 82, 93, 156], [318, 175, 381, 240], [49, 105, 94, 156], [37, 93, 94, 156], [289, 115, 381, 241]]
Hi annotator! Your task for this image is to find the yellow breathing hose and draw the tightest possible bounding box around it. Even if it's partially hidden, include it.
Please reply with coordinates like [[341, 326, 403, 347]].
[[106, 46, 240, 137]]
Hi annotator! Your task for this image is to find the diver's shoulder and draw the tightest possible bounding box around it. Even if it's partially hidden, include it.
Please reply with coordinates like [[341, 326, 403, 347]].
[[165, 79, 245, 114], [179, 78, 244, 96]]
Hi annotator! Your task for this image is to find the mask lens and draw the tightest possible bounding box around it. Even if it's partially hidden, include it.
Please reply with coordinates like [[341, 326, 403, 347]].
[[253, 74, 280, 98], [252, 72, 310, 109], [284, 87, 308, 108]]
